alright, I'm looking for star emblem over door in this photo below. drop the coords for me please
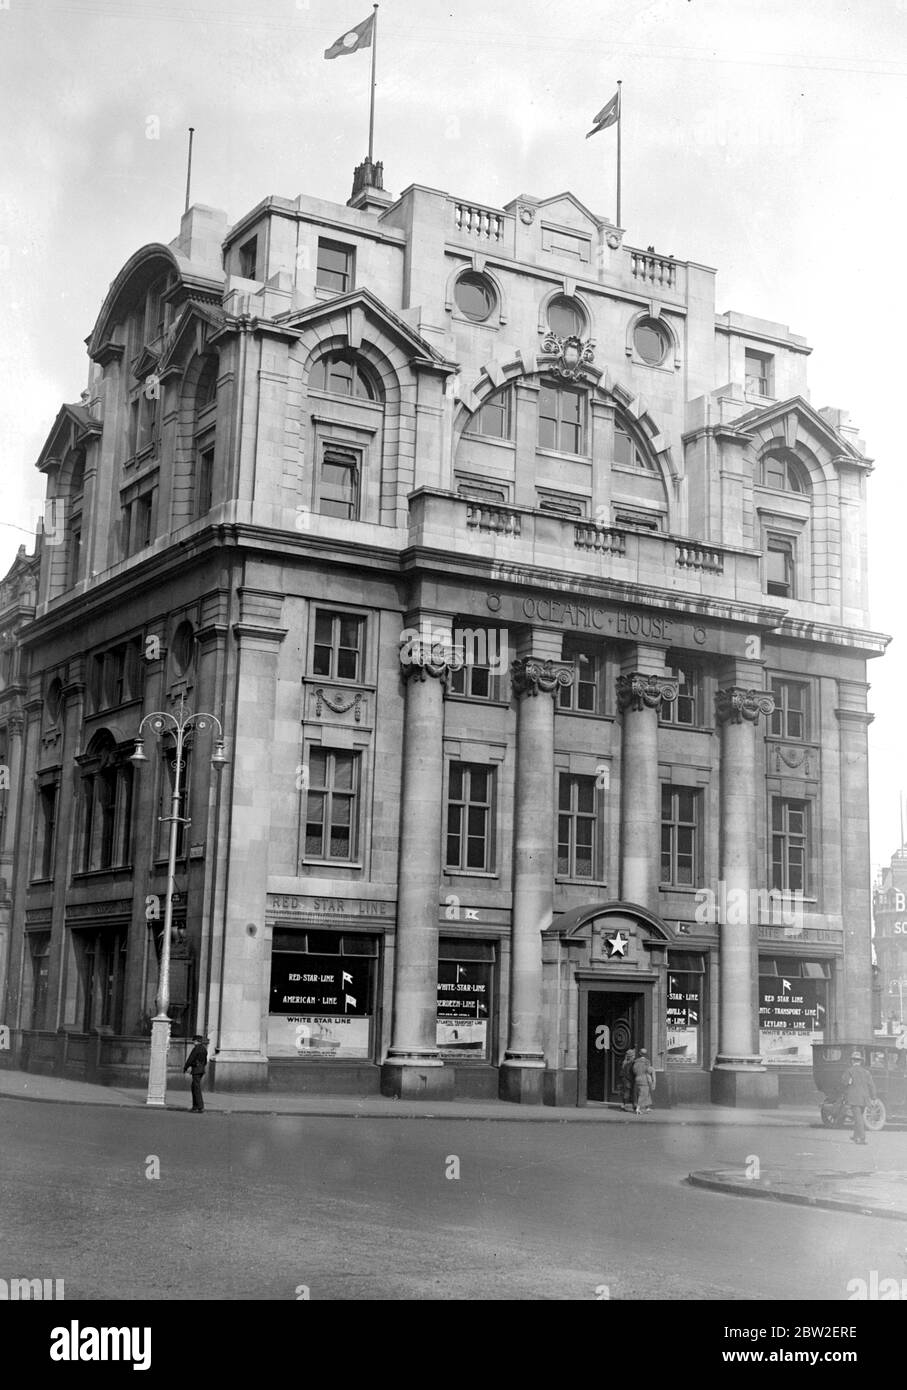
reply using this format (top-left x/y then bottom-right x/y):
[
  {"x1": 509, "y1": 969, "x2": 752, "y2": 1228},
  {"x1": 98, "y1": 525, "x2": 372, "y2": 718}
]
[{"x1": 605, "y1": 931, "x2": 629, "y2": 958}]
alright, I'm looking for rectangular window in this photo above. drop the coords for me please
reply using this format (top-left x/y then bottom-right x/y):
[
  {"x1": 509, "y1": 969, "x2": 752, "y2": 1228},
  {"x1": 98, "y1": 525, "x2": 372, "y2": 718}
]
[
  {"x1": 661, "y1": 786, "x2": 700, "y2": 887},
  {"x1": 28, "y1": 933, "x2": 51, "y2": 1030},
  {"x1": 759, "y1": 956, "x2": 829, "y2": 1065},
  {"x1": 239, "y1": 236, "x2": 258, "y2": 279},
  {"x1": 32, "y1": 784, "x2": 58, "y2": 880},
  {"x1": 195, "y1": 443, "x2": 214, "y2": 517},
  {"x1": 268, "y1": 934, "x2": 377, "y2": 1059},
  {"x1": 317, "y1": 443, "x2": 359, "y2": 520},
  {"x1": 446, "y1": 763, "x2": 494, "y2": 872},
  {"x1": 437, "y1": 938, "x2": 495, "y2": 1061},
  {"x1": 473, "y1": 389, "x2": 512, "y2": 440},
  {"x1": 557, "y1": 774, "x2": 598, "y2": 879},
  {"x1": 538, "y1": 383, "x2": 584, "y2": 454},
  {"x1": 304, "y1": 748, "x2": 360, "y2": 862},
  {"x1": 771, "y1": 797, "x2": 809, "y2": 894},
  {"x1": 317, "y1": 238, "x2": 354, "y2": 294},
  {"x1": 770, "y1": 679, "x2": 809, "y2": 741},
  {"x1": 745, "y1": 348, "x2": 774, "y2": 397},
  {"x1": 69, "y1": 525, "x2": 82, "y2": 587},
  {"x1": 558, "y1": 636, "x2": 602, "y2": 713},
  {"x1": 312, "y1": 609, "x2": 364, "y2": 682},
  {"x1": 659, "y1": 664, "x2": 699, "y2": 726},
  {"x1": 765, "y1": 536, "x2": 794, "y2": 598},
  {"x1": 448, "y1": 663, "x2": 495, "y2": 700},
  {"x1": 667, "y1": 952, "x2": 706, "y2": 1066}
]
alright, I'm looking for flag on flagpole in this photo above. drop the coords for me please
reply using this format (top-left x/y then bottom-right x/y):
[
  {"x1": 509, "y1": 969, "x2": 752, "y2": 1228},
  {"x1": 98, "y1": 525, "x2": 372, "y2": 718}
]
[
  {"x1": 324, "y1": 12, "x2": 375, "y2": 59},
  {"x1": 586, "y1": 89, "x2": 620, "y2": 139}
]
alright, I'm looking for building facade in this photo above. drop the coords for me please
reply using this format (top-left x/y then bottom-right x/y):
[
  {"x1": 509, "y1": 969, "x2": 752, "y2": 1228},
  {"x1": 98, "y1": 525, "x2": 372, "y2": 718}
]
[
  {"x1": 873, "y1": 847, "x2": 907, "y2": 1034},
  {"x1": 0, "y1": 160, "x2": 887, "y2": 1105}
]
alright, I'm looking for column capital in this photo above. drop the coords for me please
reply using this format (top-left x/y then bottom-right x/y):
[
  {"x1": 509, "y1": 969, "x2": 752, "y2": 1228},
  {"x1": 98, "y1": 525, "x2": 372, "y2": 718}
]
[
  {"x1": 617, "y1": 672, "x2": 678, "y2": 714},
  {"x1": 511, "y1": 657, "x2": 574, "y2": 699},
  {"x1": 716, "y1": 686, "x2": 775, "y2": 726},
  {"x1": 399, "y1": 637, "x2": 462, "y2": 685}
]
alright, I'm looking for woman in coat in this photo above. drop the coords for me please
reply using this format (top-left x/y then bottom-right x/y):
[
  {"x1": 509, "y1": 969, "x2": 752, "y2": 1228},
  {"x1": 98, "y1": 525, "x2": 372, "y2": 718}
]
[
  {"x1": 619, "y1": 1048, "x2": 636, "y2": 1111},
  {"x1": 631, "y1": 1047, "x2": 655, "y2": 1114}
]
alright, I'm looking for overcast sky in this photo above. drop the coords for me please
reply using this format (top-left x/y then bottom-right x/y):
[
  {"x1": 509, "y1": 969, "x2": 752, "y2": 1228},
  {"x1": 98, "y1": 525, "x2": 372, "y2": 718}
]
[{"x1": 1, "y1": 0, "x2": 905, "y2": 869}]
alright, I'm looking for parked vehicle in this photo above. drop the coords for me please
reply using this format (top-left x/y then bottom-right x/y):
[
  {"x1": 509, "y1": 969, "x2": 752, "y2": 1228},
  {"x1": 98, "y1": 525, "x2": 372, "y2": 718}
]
[{"x1": 812, "y1": 1040, "x2": 907, "y2": 1131}]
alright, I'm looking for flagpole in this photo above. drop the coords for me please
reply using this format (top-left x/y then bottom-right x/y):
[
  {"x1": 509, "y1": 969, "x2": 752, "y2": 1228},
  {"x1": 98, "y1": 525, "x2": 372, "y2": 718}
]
[
  {"x1": 184, "y1": 127, "x2": 194, "y2": 214},
  {"x1": 368, "y1": 4, "x2": 379, "y2": 163},
  {"x1": 616, "y1": 81, "x2": 622, "y2": 227}
]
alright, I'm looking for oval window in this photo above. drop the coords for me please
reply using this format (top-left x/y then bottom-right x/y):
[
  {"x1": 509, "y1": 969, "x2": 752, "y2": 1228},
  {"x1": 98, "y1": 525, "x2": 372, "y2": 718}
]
[
  {"x1": 171, "y1": 621, "x2": 196, "y2": 676},
  {"x1": 634, "y1": 318, "x2": 670, "y2": 365},
  {"x1": 454, "y1": 272, "x2": 495, "y2": 322},
  {"x1": 547, "y1": 295, "x2": 584, "y2": 339}
]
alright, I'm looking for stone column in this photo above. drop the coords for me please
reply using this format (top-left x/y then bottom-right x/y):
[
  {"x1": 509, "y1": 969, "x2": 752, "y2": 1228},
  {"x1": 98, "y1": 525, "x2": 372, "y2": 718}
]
[
  {"x1": 836, "y1": 685, "x2": 874, "y2": 1038},
  {"x1": 500, "y1": 635, "x2": 574, "y2": 1104},
  {"x1": 0, "y1": 711, "x2": 24, "y2": 1015},
  {"x1": 617, "y1": 652, "x2": 677, "y2": 906},
  {"x1": 712, "y1": 683, "x2": 777, "y2": 1108},
  {"x1": 382, "y1": 614, "x2": 458, "y2": 1100}
]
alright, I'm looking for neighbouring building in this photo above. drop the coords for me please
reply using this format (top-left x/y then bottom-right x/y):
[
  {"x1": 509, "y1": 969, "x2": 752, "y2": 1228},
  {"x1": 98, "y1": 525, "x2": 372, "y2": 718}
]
[
  {"x1": 873, "y1": 847, "x2": 907, "y2": 1034},
  {"x1": 0, "y1": 156, "x2": 888, "y2": 1106}
]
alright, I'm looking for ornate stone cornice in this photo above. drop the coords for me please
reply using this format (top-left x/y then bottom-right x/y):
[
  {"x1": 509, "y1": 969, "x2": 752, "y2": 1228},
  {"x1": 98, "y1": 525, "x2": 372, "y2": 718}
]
[
  {"x1": 716, "y1": 687, "x2": 775, "y2": 726},
  {"x1": 617, "y1": 672, "x2": 678, "y2": 714},
  {"x1": 511, "y1": 657, "x2": 575, "y2": 699},
  {"x1": 400, "y1": 639, "x2": 463, "y2": 686}
]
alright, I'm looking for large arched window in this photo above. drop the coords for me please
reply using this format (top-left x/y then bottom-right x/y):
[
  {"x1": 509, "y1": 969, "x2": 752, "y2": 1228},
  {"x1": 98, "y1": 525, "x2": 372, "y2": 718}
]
[
  {"x1": 760, "y1": 449, "x2": 810, "y2": 494},
  {"x1": 77, "y1": 731, "x2": 134, "y2": 873},
  {"x1": 309, "y1": 351, "x2": 382, "y2": 402}
]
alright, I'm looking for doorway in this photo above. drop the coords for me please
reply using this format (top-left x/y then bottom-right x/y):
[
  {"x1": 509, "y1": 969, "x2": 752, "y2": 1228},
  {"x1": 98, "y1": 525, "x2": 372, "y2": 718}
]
[{"x1": 585, "y1": 990, "x2": 644, "y2": 1102}]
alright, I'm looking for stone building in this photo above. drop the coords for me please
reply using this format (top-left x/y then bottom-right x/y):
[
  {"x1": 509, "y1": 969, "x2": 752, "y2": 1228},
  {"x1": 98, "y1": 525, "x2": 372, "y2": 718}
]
[
  {"x1": 0, "y1": 159, "x2": 887, "y2": 1106},
  {"x1": 873, "y1": 846, "x2": 907, "y2": 1034}
]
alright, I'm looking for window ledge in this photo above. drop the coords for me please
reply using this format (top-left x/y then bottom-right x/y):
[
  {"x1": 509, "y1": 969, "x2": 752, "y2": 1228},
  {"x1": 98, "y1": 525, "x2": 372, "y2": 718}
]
[
  {"x1": 444, "y1": 694, "x2": 511, "y2": 709},
  {"x1": 459, "y1": 433, "x2": 516, "y2": 451},
  {"x1": 72, "y1": 867, "x2": 135, "y2": 881},
  {"x1": 300, "y1": 860, "x2": 364, "y2": 871},
  {"x1": 556, "y1": 877, "x2": 608, "y2": 889},
  {"x1": 442, "y1": 870, "x2": 499, "y2": 880},
  {"x1": 536, "y1": 446, "x2": 591, "y2": 464}
]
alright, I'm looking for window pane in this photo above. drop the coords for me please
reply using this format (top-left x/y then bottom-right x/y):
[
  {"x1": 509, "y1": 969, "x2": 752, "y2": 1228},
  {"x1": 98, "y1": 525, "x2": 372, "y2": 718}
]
[
  {"x1": 558, "y1": 778, "x2": 571, "y2": 812},
  {"x1": 577, "y1": 780, "x2": 595, "y2": 814},
  {"x1": 336, "y1": 648, "x2": 357, "y2": 680},
  {"x1": 338, "y1": 618, "x2": 360, "y2": 652},
  {"x1": 467, "y1": 805, "x2": 486, "y2": 837},
  {"x1": 469, "y1": 768, "x2": 489, "y2": 803},
  {"x1": 333, "y1": 754, "x2": 354, "y2": 791},
  {"x1": 466, "y1": 836, "x2": 486, "y2": 869},
  {"x1": 308, "y1": 748, "x2": 328, "y2": 785}
]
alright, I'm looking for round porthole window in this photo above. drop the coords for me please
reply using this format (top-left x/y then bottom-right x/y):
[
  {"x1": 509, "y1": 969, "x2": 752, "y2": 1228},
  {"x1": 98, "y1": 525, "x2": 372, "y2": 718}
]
[
  {"x1": 547, "y1": 295, "x2": 584, "y2": 339},
  {"x1": 633, "y1": 318, "x2": 670, "y2": 365},
  {"x1": 454, "y1": 272, "x2": 495, "y2": 322}
]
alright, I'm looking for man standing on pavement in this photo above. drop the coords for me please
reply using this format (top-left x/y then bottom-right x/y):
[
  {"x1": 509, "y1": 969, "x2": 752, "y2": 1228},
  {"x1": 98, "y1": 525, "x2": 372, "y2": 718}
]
[
  {"x1": 843, "y1": 1049, "x2": 876, "y2": 1145},
  {"x1": 183, "y1": 1034, "x2": 208, "y2": 1113}
]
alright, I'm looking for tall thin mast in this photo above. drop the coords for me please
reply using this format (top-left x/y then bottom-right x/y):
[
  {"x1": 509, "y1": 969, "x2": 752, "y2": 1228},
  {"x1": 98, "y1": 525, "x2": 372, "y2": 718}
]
[
  {"x1": 616, "y1": 82, "x2": 622, "y2": 227},
  {"x1": 368, "y1": 5, "x2": 379, "y2": 163},
  {"x1": 184, "y1": 127, "x2": 195, "y2": 214}
]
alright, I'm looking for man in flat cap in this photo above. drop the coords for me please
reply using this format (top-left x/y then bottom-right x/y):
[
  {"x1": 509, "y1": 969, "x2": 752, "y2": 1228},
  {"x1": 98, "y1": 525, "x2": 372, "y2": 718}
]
[
  {"x1": 843, "y1": 1049, "x2": 876, "y2": 1145},
  {"x1": 183, "y1": 1034, "x2": 209, "y2": 1113}
]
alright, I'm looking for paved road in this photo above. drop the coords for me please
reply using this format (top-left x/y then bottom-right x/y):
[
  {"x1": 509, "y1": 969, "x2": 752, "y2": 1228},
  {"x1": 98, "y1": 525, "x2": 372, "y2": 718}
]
[{"x1": 2, "y1": 1097, "x2": 903, "y2": 1300}]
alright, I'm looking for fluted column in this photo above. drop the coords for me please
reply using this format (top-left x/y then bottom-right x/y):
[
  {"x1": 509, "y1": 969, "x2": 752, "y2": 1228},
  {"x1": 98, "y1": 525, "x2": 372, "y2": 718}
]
[
  {"x1": 712, "y1": 684, "x2": 777, "y2": 1108},
  {"x1": 617, "y1": 665, "x2": 677, "y2": 905},
  {"x1": 382, "y1": 618, "x2": 460, "y2": 1099},
  {"x1": 500, "y1": 652, "x2": 574, "y2": 1104}
]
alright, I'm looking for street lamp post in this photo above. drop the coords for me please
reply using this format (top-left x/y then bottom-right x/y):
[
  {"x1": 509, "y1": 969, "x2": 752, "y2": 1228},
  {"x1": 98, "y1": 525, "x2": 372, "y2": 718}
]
[{"x1": 131, "y1": 695, "x2": 228, "y2": 1107}]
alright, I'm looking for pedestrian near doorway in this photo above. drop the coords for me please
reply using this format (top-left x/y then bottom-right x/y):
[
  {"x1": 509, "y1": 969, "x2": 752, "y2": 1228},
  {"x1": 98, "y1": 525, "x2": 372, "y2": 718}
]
[
  {"x1": 632, "y1": 1047, "x2": 655, "y2": 1115},
  {"x1": 843, "y1": 1050, "x2": 875, "y2": 1145},
  {"x1": 183, "y1": 1034, "x2": 208, "y2": 1113},
  {"x1": 619, "y1": 1048, "x2": 636, "y2": 1111}
]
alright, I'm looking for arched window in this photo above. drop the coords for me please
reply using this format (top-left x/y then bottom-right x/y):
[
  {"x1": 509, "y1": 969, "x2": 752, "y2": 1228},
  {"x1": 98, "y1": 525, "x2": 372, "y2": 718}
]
[
  {"x1": 538, "y1": 380, "x2": 585, "y2": 454},
  {"x1": 470, "y1": 386, "x2": 513, "y2": 440},
  {"x1": 547, "y1": 295, "x2": 585, "y2": 339},
  {"x1": 310, "y1": 352, "x2": 381, "y2": 402},
  {"x1": 613, "y1": 421, "x2": 655, "y2": 471},
  {"x1": 78, "y1": 731, "x2": 134, "y2": 873},
  {"x1": 760, "y1": 449, "x2": 809, "y2": 494}
]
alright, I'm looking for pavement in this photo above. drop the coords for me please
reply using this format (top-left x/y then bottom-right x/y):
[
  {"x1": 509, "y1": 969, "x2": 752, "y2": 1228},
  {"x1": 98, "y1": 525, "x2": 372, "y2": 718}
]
[{"x1": 3, "y1": 1066, "x2": 906, "y2": 1223}]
